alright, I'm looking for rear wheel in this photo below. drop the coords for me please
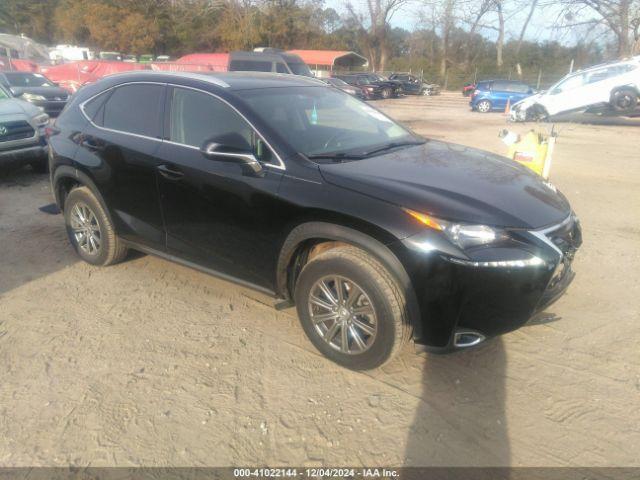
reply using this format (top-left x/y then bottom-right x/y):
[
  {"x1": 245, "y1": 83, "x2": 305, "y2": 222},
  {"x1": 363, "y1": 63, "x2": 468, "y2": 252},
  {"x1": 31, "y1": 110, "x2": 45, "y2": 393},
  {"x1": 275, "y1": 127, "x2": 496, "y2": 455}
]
[
  {"x1": 476, "y1": 100, "x2": 492, "y2": 113},
  {"x1": 381, "y1": 87, "x2": 392, "y2": 99},
  {"x1": 64, "y1": 186, "x2": 128, "y2": 266},
  {"x1": 294, "y1": 246, "x2": 410, "y2": 370},
  {"x1": 611, "y1": 88, "x2": 638, "y2": 113}
]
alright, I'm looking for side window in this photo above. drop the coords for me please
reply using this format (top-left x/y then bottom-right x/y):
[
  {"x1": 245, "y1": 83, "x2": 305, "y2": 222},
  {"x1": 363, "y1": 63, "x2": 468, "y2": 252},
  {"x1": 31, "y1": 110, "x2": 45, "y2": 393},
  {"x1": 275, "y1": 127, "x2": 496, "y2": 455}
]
[
  {"x1": 82, "y1": 90, "x2": 112, "y2": 123},
  {"x1": 510, "y1": 83, "x2": 531, "y2": 93},
  {"x1": 492, "y1": 81, "x2": 510, "y2": 91},
  {"x1": 101, "y1": 84, "x2": 164, "y2": 137},
  {"x1": 276, "y1": 63, "x2": 289, "y2": 74},
  {"x1": 169, "y1": 87, "x2": 277, "y2": 165},
  {"x1": 229, "y1": 60, "x2": 272, "y2": 72}
]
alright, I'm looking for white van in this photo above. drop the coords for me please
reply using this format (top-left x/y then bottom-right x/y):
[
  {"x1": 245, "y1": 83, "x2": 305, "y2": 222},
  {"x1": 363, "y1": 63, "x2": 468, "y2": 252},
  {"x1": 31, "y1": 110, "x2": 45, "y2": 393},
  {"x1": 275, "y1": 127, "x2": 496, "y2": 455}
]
[{"x1": 511, "y1": 57, "x2": 640, "y2": 121}]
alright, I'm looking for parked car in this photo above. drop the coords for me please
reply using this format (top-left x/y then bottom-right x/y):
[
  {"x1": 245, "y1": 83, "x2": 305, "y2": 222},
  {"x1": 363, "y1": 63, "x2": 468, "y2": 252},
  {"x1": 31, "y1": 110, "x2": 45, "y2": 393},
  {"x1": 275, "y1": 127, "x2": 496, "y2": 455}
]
[
  {"x1": 335, "y1": 73, "x2": 401, "y2": 99},
  {"x1": 462, "y1": 82, "x2": 476, "y2": 96},
  {"x1": 138, "y1": 54, "x2": 155, "y2": 63},
  {"x1": 49, "y1": 71, "x2": 581, "y2": 370},
  {"x1": 155, "y1": 55, "x2": 171, "y2": 62},
  {"x1": 99, "y1": 51, "x2": 122, "y2": 61},
  {"x1": 510, "y1": 57, "x2": 640, "y2": 121},
  {"x1": 470, "y1": 80, "x2": 534, "y2": 112},
  {"x1": 388, "y1": 73, "x2": 424, "y2": 95},
  {"x1": 322, "y1": 77, "x2": 362, "y2": 97},
  {"x1": 0, "y1": 72, "x2": 70, "y2": 116},
  {"x1": 122, "y1": 55, "x2": 137, "y2": 63},
  {"x1": 0, "y1": 83, "x2": 49, "y2": 171},
  {"x1": 253, "y1": 48, "x2": 314, "y2": 77}
]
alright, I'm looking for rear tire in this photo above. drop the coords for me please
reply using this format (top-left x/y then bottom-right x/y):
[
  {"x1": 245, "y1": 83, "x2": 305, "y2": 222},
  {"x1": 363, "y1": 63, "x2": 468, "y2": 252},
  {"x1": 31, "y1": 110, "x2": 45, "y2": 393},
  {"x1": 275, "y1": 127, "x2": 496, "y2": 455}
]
[
  {"x1": 611, "y1": 88, "x2": 638, "y2": 113},
  {"x1": 64, "y1": 186, "x2": 128, "y2": 266},
  {"x1": 294, "y1": 246, "x2": 411, "y2": 370},
  {"x1": 381, "y1": 87, "x2": 392, "y2": 99}
]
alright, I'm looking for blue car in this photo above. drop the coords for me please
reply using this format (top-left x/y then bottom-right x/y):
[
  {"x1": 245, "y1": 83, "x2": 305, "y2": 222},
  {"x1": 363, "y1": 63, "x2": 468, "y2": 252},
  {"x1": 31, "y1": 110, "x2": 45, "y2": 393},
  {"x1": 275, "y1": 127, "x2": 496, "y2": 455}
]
[{"x1": 470, "y1": 80, "x2": 534, "y2": 112}]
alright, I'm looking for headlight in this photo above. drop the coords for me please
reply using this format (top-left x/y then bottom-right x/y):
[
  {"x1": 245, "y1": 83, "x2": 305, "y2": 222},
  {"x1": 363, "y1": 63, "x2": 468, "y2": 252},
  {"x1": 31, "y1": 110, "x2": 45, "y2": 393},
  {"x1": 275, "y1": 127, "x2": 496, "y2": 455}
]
[
  {"x1": 32, "y1": 112, "x2": 50, "y2": 126},
  {"x1": 22, "y1": 92, "x2": 47, "y2": 102},
  {"x1": 403, "y1": 208, "x2": 507, "y2": 249}
]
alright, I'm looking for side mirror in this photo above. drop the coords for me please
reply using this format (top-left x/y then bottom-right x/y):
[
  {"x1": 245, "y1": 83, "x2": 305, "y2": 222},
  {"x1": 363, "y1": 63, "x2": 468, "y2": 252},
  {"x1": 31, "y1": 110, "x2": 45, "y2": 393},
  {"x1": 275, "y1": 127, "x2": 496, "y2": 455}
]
[{"x1": 202, "y1": 142, "x2": 264, "y2": 176}]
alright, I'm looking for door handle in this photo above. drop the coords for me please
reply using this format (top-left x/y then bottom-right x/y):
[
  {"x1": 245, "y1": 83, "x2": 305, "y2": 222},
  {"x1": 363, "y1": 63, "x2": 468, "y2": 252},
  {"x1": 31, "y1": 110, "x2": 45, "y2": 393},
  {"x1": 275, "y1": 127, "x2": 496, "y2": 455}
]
[{"x1": 157, "y1": 164, "x2": 184, "y2": 180}]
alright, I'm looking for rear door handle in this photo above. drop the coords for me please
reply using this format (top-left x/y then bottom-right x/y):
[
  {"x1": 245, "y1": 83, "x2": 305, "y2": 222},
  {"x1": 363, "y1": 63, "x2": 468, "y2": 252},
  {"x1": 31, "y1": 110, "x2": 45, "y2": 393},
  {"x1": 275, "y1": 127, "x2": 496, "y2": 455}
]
[{"x1": 157, "y1": 164, "x2": 184, "y2": 180}]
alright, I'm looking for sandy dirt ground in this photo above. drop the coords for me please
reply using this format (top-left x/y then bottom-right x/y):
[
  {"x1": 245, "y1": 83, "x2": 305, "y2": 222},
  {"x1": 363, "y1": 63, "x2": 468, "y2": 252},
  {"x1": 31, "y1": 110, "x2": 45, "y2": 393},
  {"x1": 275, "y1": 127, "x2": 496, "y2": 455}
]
[{"x1": 0, "y1": 92, "x2": 639, "y2": 467}]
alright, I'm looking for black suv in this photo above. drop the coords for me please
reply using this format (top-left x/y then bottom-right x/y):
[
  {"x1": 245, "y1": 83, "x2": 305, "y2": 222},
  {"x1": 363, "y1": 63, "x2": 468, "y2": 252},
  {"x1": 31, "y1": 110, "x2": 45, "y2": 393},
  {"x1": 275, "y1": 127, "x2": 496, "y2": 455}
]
[
  {"x1": 334, "y1": 73, "x2": 400, "y2": 99},
  {"x1": 49, "y1": 72, "x2": 581, "y2": 370}
]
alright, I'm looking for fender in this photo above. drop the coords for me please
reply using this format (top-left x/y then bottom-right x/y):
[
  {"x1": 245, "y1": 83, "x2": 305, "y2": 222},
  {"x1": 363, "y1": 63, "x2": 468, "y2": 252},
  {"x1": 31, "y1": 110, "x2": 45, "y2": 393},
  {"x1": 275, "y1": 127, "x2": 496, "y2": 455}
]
[
  {"x1": 52, "y1": 166, "x2": 115, "y2": 225},
  {"x1": 276, "y1": 221, "x2": 421, "y2": 338}
]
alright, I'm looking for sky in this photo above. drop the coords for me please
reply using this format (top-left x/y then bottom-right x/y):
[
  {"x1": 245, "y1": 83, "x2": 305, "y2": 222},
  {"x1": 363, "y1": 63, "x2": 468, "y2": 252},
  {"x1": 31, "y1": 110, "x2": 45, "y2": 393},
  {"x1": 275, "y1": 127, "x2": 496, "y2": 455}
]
[{"x1": 323, "y1": 1, "x2": 584, "y2": 45}]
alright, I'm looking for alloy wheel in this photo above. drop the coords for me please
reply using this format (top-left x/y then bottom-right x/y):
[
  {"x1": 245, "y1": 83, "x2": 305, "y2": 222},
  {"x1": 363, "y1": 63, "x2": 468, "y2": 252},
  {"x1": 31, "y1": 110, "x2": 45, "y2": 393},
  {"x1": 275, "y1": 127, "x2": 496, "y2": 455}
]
[
  {"x1": 69, "y1": 202, "x2": 102, "y2": 255},
  {"x1": 477, "y1": 101, "x2": 491, "y2": 113},
  {"x1": 307, "y1": 275, "x2": 377, "y2": 354}
]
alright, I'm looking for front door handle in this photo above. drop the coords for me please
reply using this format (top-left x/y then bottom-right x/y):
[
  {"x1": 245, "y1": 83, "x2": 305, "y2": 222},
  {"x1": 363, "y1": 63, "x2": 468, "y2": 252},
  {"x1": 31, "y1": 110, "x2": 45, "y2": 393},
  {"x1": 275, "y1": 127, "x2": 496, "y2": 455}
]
[{"x1": 157, "y1": 164, "x2": 184, "y2": 180}]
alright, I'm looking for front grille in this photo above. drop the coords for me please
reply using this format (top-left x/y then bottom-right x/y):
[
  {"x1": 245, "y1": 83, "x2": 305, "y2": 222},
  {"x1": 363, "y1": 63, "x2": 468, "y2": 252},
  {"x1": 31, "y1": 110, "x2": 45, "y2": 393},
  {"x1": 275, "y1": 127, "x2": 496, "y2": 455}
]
[
  {"x1": 546, "y1": 215, "x2": 582, "y2": 259},
  {"x1": 0, "y1": 120, "x2": 35, "y2": 142},
  {"x1": 544, "y1": 215, "x2": 582, "y2": 288}
]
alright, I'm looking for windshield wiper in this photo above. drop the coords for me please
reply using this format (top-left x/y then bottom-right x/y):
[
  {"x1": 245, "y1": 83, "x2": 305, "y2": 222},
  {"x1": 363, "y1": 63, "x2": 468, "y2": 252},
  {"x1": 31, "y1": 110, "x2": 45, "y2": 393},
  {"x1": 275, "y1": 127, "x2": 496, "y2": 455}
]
[
  {"x1": 360, "y1": 140, "x2": 425, "y2": 157},
  {"x1": 306, "y1": 152, "x2": 365, "y2": 161}
]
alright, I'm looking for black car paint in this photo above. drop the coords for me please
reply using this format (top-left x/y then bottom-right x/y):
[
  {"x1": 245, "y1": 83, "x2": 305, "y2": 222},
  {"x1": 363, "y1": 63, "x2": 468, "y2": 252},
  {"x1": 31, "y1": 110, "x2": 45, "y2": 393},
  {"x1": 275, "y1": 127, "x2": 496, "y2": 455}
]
[
  {"x1": 334, "y1": 74, "x2": 399, "y2": 99},
  {"x1": 49, "y1": 71, "x2": 580, "y2": 350}
]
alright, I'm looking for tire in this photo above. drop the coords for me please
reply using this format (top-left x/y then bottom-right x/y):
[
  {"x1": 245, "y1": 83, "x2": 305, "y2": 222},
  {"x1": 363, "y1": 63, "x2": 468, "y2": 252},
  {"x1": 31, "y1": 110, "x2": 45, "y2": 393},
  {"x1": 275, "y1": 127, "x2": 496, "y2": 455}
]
[
  {"x1": 476, "y1": 100, "x2": 492, "y2": 113},
  {"x1": 64, "y1": 186, "x2": 128, "y2": 266},
  {"x1": 30, "y1": 157, "x2": 48, "y2": 174},
  {"x1": 611, "y1": 88, "x2": 638, "y2": 113},
  {"x1": 294, "y1": 245, "x2": 411, "y2": 370},
  {"x1": 381, "y1": 87, "x2": 392, "y2": 99}
]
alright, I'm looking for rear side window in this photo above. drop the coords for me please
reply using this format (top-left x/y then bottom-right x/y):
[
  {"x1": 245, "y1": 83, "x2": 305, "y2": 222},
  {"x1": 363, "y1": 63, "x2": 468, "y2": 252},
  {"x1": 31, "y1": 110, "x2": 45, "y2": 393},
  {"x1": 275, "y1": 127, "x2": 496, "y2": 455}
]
[
  {"x1": 82, "y1": 90, "x2": 112, "y2": 123},
  {"x1": 276, "y1": 63, "x2": 289, "y2": 74},
  {"x1": 100, "y1": 84, "x2": 164, "y2": 137},
  {"x1": 229, "y1": 60, "x2": 273, "y2": 72}
]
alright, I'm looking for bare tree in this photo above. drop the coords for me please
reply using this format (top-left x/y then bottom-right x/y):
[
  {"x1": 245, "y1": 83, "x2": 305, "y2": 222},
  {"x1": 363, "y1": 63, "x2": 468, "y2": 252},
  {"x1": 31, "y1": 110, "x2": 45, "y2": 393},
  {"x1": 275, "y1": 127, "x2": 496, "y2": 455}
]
[
  {"x1": 560, "y1": 0, "x2": 640, "y2": 57},
  {"x1": 346, "y1": 0, "x2": 412, "y2": 71}
]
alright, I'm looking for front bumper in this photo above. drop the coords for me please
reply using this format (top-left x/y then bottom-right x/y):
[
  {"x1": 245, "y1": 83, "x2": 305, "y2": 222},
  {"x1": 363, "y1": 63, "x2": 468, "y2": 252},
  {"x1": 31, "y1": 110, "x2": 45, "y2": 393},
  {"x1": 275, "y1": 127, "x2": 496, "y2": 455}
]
[
  {"x1": 391, "y1": 214, "x2": 582, "y2": 350},
  {"x1": 0, "y1": 137, "x2": 47, "y2": 167}
]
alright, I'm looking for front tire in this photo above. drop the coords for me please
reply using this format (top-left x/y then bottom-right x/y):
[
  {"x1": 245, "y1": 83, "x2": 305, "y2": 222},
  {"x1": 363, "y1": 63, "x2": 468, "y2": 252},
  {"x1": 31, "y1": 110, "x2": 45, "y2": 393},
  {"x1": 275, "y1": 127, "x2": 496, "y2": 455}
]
[
  {"x1": 294, "y1": 246, "x2": 410, "y2": 370},
  {"x1": 381, "y1": 87, "x2": 392, "y2": 99},
  {"x1": 64, "y1": 186, "x2": 128, "y2": 266},
  {"x1": 611, "y1": 88, "x2": 638, "y2": 113},
  {"x1": 476, "y1": 100, "x2": 492, "y2": 113}
]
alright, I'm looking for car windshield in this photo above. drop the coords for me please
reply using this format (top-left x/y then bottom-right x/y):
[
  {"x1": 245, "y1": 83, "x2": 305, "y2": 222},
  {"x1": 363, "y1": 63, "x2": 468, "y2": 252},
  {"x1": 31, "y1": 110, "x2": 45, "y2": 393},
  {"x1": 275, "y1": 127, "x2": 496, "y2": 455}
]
[
  {"x1": 5, "y1": 73, "x2": 55, "y2": 88},
  {"x1": 241, "y1": 86, "x2": 420, "y2": 159}
]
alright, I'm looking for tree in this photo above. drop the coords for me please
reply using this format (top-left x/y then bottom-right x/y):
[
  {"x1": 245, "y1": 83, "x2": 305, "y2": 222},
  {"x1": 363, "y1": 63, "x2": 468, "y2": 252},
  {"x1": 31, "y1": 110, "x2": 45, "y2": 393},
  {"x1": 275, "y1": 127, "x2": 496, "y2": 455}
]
[
  {"x1": 346, "y1": 0, "x2": 413, "y2": 71},
  {"x1": 560, "y1": 0, "x2": 640, "y2": 57}
]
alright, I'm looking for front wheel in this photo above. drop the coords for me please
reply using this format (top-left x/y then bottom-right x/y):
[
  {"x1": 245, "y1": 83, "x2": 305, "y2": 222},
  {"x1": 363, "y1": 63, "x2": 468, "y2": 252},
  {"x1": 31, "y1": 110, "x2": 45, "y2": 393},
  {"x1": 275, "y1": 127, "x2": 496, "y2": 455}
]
[
  {"x1": 381, "y1": 87, "x2": 392, "y2": 99},
  {"x1": 476, "y1": 100, "x2": 492, "y2": 113},
  {"x1": 611, "y1": 88, "x2": 638, "y2": 113},
  {"x1": 294, "y1": 246, "x2": 411, "y2": 370}
]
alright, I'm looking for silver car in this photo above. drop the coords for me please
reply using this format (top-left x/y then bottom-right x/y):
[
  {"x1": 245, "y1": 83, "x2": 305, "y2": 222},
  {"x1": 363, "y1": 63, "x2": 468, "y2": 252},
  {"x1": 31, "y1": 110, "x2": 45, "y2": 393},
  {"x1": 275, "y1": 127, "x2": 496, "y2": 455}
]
[{"x1": 0, "y1": 83, "x2": 50, "y2": 172}]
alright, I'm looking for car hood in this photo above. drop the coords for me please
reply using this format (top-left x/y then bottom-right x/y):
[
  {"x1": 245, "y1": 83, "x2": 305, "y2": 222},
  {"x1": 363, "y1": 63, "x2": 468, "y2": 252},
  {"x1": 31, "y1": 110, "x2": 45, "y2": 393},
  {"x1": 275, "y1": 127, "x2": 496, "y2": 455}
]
[
  {"x1": 11, "y1": 86, "x2": 69, "y2": 98},
  {"x1": 0, "y1": 98, "x2": 41, "y2": 117},
  {"x1": 319, "y1": 140, "x2": 571, "y2": 229},
  {"x1": 512, "y1": 92, "x2": 542, "y2": 109}
]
